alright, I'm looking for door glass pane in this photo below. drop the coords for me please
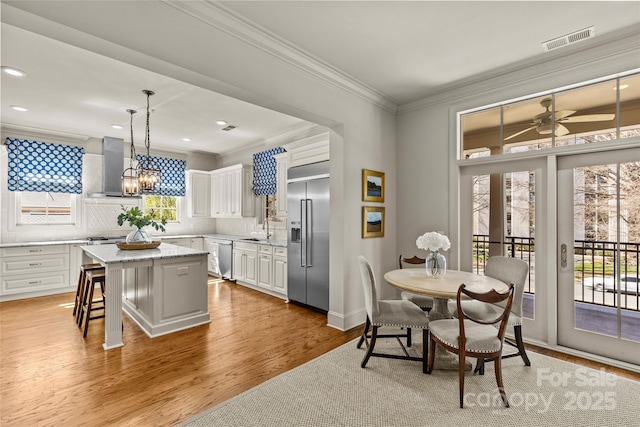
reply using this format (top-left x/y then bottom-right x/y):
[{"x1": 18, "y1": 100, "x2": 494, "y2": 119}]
[
  {"x1": 573, "y1": 162, "x2": 640, "y2": 341},
  {"x1": 472, "y1": 171, "x2": 535, "y2": 319}
]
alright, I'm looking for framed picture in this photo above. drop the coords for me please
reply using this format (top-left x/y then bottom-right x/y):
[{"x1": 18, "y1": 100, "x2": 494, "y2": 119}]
[
  {"x1": 362, "y1": 206, "x2": 385, "y2": 238},
  {"x1": 362, "y1": 169, "x2": 385, "y2": 202}
]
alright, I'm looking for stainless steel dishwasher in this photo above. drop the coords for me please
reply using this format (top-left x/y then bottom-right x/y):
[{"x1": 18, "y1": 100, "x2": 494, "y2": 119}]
[{"x1": 218, "y1": 240, "x2": 233, "y2": 280}]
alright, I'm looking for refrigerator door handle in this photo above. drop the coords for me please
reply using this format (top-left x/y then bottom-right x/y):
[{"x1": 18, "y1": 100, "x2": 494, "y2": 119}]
[
  {"x1": 306, "y1": 199, "x2": 312, "y2": 267},
  {"x1": 300, "y1": 199, "x2": 306, "y2": 267}
]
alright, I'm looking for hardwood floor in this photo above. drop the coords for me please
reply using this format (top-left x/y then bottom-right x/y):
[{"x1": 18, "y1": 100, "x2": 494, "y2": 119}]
[{"x1": 1, "y1": 278, "x2": 638, "y2": 426}]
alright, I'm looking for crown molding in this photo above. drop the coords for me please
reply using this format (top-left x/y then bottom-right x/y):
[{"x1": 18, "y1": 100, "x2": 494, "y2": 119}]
[
  {"x1": 398, "y1": 25, "x2": 640, "y2": 115},
  {"x1": 159, "y1": 1, "x2": 398, "y2": 114},
  {"x1": 1, "y1": 123, "x2": 90, "y2": 145}
]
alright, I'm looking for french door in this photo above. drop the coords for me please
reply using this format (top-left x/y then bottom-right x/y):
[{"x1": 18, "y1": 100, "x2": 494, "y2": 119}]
[{"x1": 557, "y1": 148, "x2": 640, "y2": 365}]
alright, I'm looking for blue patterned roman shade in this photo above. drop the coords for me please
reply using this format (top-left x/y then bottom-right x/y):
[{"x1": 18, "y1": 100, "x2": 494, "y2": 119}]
[
  {"x1": 252, "y1": 147, "x2": 285, "y2": 195},
  {"x1": 136, "y1": 155, "x2": 186, "y2": 196},
  {"x1": 5, "y1": 137, "x2": 84, "y2": 194}
]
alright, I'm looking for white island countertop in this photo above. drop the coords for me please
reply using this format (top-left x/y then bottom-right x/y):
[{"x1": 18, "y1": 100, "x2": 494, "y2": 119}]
[{"x1": 80, "y1": 243, "x2": 209, "y2": 264}]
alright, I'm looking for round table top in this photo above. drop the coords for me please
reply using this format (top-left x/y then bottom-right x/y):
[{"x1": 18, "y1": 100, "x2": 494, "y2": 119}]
[{"x1": 384, "y1": 268, "x2": 508, "y2": 299}]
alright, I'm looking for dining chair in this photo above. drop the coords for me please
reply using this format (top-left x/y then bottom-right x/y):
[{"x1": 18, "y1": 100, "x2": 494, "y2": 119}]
[
  {"x1": 448, "y1": 256, "x2": 530, "y2": 374},
  {"x1": 428, "y1": 283, "x2": 515, "y2": 408},
  {"x1": 357, "y1": 256, "x2": 430, "y2": 373},
  {"x1": 398, "y1": 255, "x2": 434, "y2": 311}
]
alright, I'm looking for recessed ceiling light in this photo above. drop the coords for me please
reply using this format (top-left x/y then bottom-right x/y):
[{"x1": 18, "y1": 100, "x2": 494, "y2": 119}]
[
  {"x1": 182, "y1": 137, "x2": 191, "y2": 142},
  {"x1": 216, "y1": 120, "x2": 228, "y2": 126},
  {"x1": 10, "y1": 105, "x2": 28, "y2": 112},
  {"x1": 111, "y1": 124, "x2": 123, "y2": 130},
  {"x1": 1, "y1": 66, "x2": 26, "y2": 77},
  {"x1": 613, "y1": 84, "x2": 629, "y2": 91}
]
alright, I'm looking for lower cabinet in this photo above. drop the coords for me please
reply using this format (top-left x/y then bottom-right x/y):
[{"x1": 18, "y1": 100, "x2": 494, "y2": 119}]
[
  {"x1": 204, "y1": 238, "x2": 220, "y2": 276},
  {"x1": 257, "y1": 245, "x2": 273, "y2": 290},
  {"x1": 232, "y1": 242, "x2": 257, "y2": 286},
  {"x1": 190, "y1": 237, "x2": 204, "y2": 251},
  {"x1": 273, "y1": 246, "x2": 287, "y2": 295},
  {"x1": 160, "y1": 237, "x2": 191, "y2": 247},
  {"x1": 0, "y1": 245, "x2": 71, "y2": 299}
]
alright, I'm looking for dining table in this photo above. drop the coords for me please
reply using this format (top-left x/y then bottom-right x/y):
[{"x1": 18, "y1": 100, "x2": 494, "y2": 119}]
[{"x1": 384, "y1": 268, "x2": 508, "y2": 370}]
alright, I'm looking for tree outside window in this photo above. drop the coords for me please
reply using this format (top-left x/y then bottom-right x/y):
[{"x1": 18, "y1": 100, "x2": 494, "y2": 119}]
[{"x1": 144, "y1": 195, "x2": 178, "y2": 222}]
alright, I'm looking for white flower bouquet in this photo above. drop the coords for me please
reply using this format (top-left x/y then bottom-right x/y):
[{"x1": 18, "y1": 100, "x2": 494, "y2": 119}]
[
  {"x1": 416, "y1": 231, "x2": 450, "y2": 277},
  {"x1": 416, "y1": 231, "x2": 451, "y2": 252}
]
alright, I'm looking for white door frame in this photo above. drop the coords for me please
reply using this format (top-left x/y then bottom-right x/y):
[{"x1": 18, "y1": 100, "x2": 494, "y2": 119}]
[
  {"x1": 557, "y1": 147, "x2": 640, "y2": 365},
  {"x1": 459, "y1": 156, "x2": 548, "y2": 343}
]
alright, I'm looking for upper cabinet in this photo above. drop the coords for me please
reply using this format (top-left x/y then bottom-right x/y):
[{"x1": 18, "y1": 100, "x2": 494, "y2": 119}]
[
  {"x1": 187, "y1": 171, "x2": 211, "y2": 217},
  {"x1": 210, "y1": 164, "x2": 255, "y2": 218}
]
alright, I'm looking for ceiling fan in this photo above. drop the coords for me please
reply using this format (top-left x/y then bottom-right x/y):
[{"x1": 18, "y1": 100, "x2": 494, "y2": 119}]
[{"x1": 504, "y1": 97, "x2": 615, "y2": 141}]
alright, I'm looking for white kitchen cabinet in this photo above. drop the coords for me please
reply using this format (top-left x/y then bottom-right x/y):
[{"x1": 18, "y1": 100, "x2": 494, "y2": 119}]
[
  {"x1": 187, "y1": 171, "x2": 211, "y2": 217},
  {"x1": 232, "y1": 241, "x2": 257, "y2": 286},
  {"x1": 0, "y1": 245, "x2": 70, "y2": 298},
  {"x1": 257, "y1": 245, "x2": 273, "y2": 290},
  {"x1": 274, "y1": 152, "x2": 288, "y2": 217},
  {"x1": 210, "y1": 164, "x2": 255, "y2": 218},
  {"x1": 160, "y1": 237, "x2": 191, "y2": 247},
  {"x1": 190, "y1": 237, "x2": 204, "y2": 251},
  {"x1": 204, "y1": 238, "x2": 220, "y2": 276},
  {"x1": 273, "y1": 246, "x2": 287, "y2": 295}
]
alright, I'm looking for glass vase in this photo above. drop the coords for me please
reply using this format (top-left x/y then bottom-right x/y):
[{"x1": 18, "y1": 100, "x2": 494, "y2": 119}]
[
  {"x1": 426, "y1": 250, "x2": 447, "y2": 278},
  {"x1": 126, "y1": 227, "x2": 151, "y2": 244}
]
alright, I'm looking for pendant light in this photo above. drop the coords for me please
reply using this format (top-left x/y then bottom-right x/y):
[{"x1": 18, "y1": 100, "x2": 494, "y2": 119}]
[
  {"x1": 121, "y1": 108, "x2": 139, "y2": 196},
  {"x1": 136, "y1": 89, "x2": 161, "y2": 194}
]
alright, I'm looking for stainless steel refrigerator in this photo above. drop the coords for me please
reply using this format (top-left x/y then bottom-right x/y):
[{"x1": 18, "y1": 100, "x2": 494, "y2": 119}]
[{"x1": 287, "y1": 161, "x2": 330, "y2": 312}]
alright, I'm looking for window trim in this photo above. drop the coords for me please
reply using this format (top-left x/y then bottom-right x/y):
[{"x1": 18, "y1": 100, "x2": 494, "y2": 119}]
[
  {"x1": 143, "y1": 194, "x2": 181, "y2": 223},
  {"x1": 8, "y1": 191, "x2": 82, "y2": 231}
]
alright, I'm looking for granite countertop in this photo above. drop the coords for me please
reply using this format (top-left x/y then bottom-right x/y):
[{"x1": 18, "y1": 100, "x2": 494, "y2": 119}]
[
  {"x1": 80, "y1": 243, "x2": 208, "y2": 264},
  {"x1": 0, "y1": 234, "x2": 287, "y2": 249}
]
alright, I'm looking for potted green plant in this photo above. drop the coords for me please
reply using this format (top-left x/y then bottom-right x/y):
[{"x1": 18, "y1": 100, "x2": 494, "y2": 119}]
[{"x1": 117, "y1": 205, "x2": 167, "y2": 244}]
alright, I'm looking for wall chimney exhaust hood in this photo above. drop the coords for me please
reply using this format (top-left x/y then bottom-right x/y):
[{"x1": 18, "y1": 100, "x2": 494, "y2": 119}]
[{"x1": 86, "y1": 136, "x2": 141, "y2": 198}]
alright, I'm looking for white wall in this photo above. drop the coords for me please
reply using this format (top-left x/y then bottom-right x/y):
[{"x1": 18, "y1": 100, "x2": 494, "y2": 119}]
[{"x1": 1, "y1": 2, "x2": 398, "y2": 330}]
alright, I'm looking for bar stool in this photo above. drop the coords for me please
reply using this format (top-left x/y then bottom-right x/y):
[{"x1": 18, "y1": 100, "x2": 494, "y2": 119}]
[
  {"x1": 73, "y1": 263, "x2": 104, "y2": 323},
  {"x1": 80, "y1": 269, "x2": 106, "y2": 337}
]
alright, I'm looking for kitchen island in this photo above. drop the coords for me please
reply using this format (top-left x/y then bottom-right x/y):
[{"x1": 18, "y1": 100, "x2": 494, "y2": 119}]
[{"x1": 80, "y1": 243, "x2": 210, "y2": 350}]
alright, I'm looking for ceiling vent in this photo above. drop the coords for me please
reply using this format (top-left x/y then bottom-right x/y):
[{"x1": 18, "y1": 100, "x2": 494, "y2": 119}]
[
  {"x1": 222, "y1": 125, "x2": 237, "y2": 132},
  {"x1": 542, "y1": 26, "x2": 595, "y2": 52}
]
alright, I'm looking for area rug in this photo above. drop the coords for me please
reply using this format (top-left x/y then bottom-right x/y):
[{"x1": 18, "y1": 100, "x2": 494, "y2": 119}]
[{"x1": 178, "y1": 331, "x2": 638, "y2": 427}]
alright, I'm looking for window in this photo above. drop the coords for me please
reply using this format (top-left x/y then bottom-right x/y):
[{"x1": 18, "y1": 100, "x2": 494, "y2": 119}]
[
  {"x1": 15, "y1": 191, "x2": 77, "y2": 225},
  {"x1": 144, "y1": 195, "x2": 179, "y2": 222},
  {"x1": 461, "y1": 72, "x2": 640, "y2": 159}
]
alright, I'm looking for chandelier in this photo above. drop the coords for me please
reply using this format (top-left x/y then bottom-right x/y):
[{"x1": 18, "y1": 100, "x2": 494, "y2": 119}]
[
  {"x1": 136, "y1": 89, "x2": 161, "y2": 194},
  {"x1": 121, "y1": 108, "x2": 139, "y2": 196}
]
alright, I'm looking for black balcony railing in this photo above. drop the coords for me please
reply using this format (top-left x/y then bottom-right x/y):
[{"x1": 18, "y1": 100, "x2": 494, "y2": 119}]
[{"x1": 472, "y1": 234, "x2": 640, "y2": 312}]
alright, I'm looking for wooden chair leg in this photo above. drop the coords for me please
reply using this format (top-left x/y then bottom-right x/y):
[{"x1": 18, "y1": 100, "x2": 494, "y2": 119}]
[
  {"x1": 514, "y1": 325, "x2": 531, "y2": 366},
  {"x1": 357, "y1": 317, "x2": 371, "y2": 349},
  {"x1": 77, "y1": 274, "x2": 92, "y2": 328},
  {"x1": 474, "y1": 358, "x2": 486, "y2": 375},
  {"x1": 494, "y1": 356, "x2": 509, "y2": 408},
  {"x1": 82, "y1": 276, "x2": 96, "y2": 338},
  {"x1": 72, "y1": 269, "x2": 85, "y2": 317},
  {"x1": 459, "y1": 349, "x2": 466, "y2": 408},
  {"x1": 361, "y1": 326, "x2": 378, "y2": 368},
  {"x1": 422, "y1": 329, "x2": 429, "y2": 374},
  {"x1": 426, "y1": 336, "x2": 436, "y2": 374}
]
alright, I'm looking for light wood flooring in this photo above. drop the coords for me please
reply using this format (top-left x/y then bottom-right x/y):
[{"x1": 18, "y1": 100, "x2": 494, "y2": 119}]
[{"x1": 1, "y1": 278, "x2": 637, "y2": 426}]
